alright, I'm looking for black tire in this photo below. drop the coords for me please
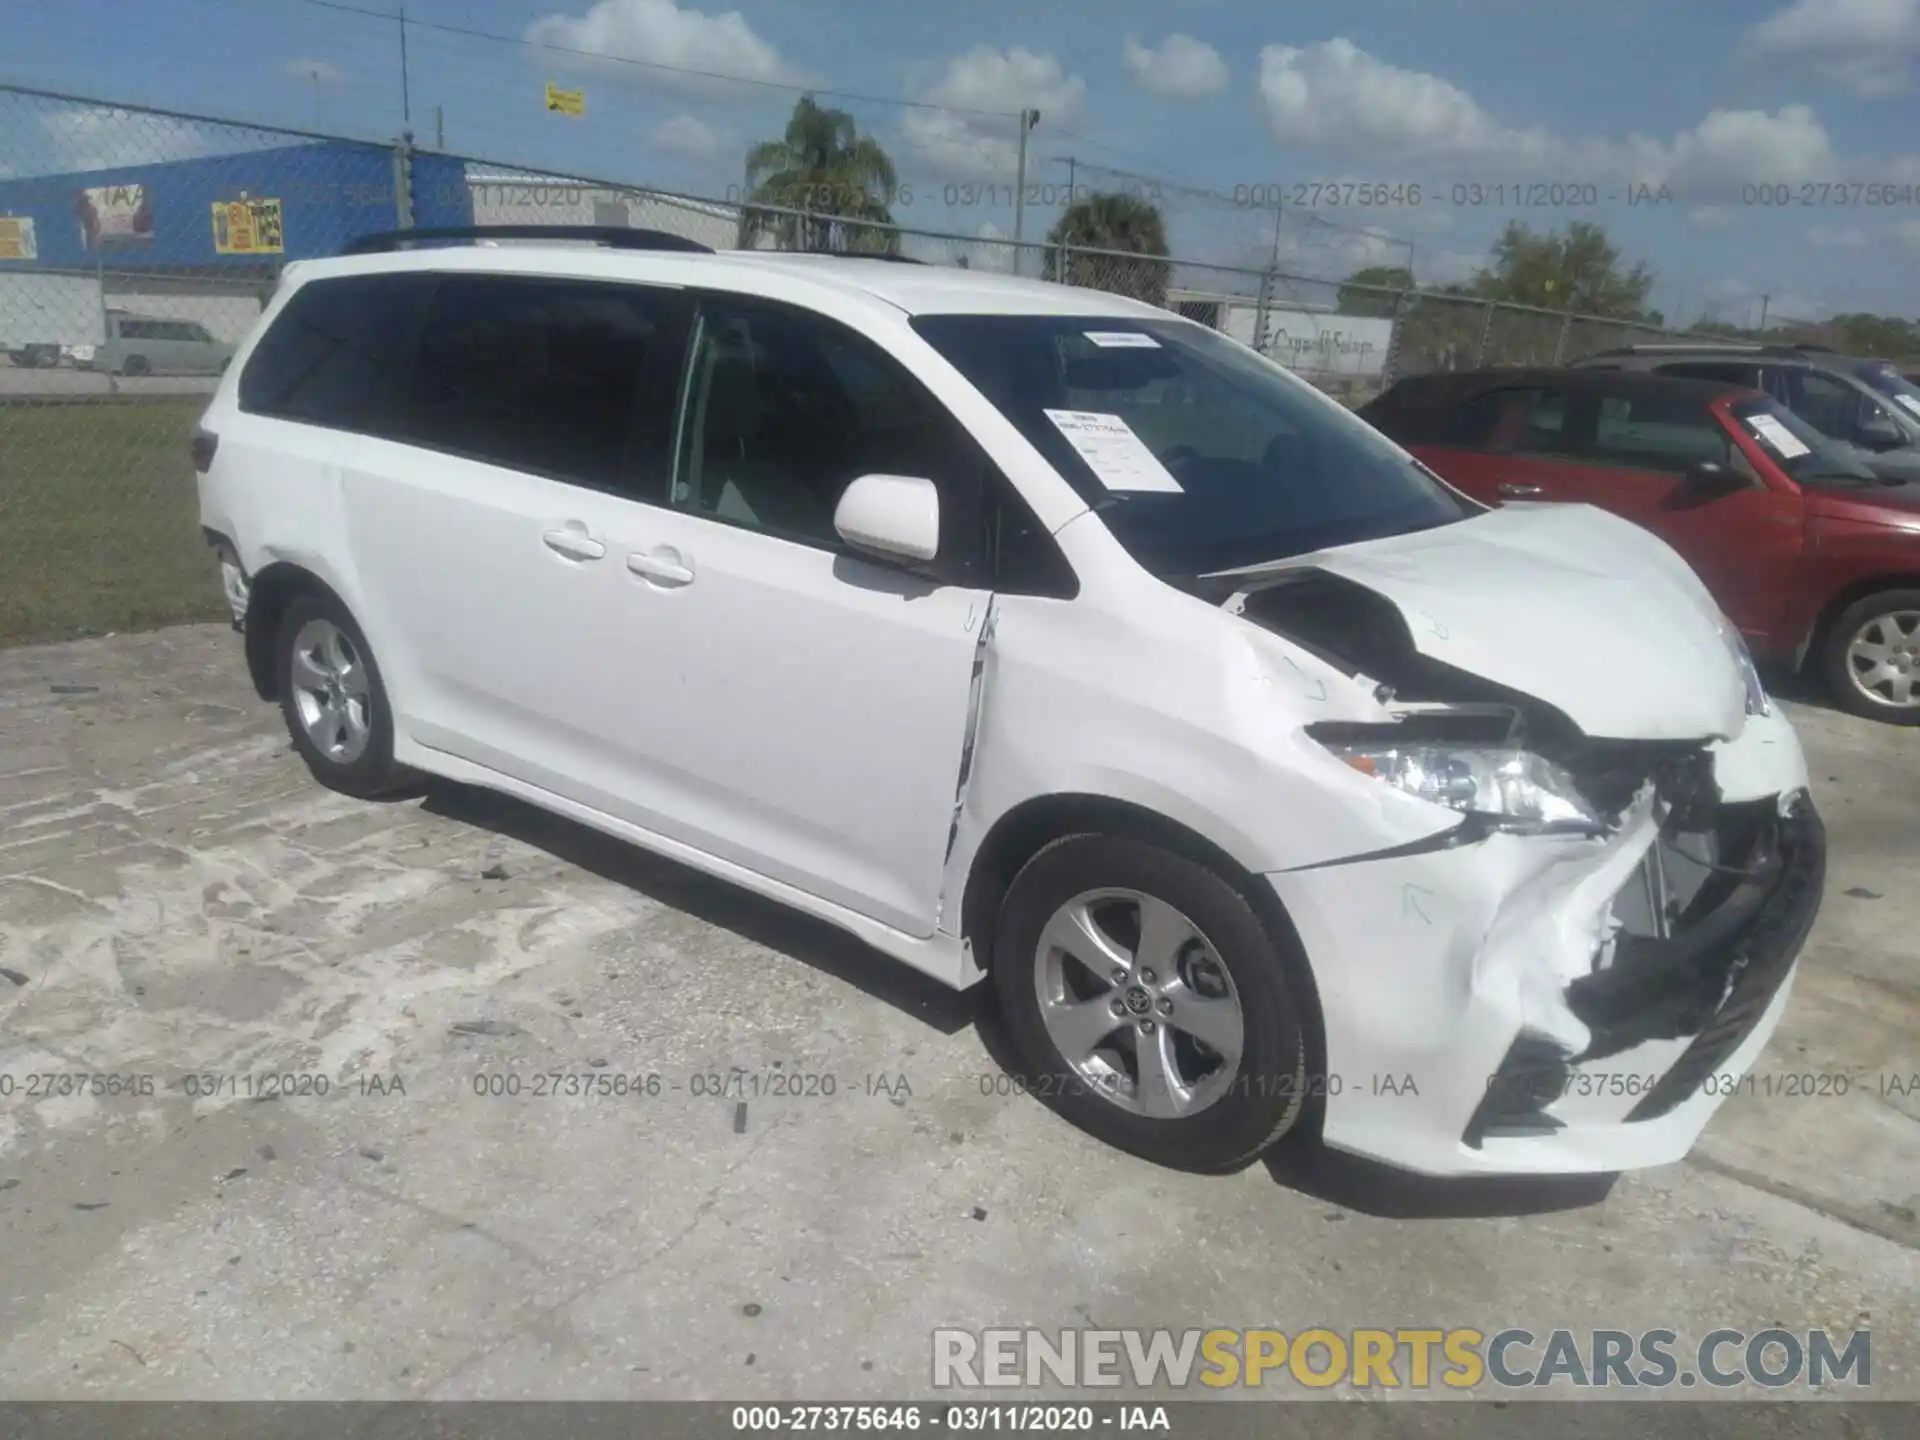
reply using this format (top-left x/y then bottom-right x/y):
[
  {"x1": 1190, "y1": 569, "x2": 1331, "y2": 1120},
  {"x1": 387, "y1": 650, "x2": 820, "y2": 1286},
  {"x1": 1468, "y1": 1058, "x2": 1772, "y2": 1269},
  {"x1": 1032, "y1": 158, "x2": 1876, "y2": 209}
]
[
  {"x1": 992, "y1": 833, "x2": 1310, "y2": 1172},
  {"x1": 1818, "y1": 588, "x2": 1920, "y2": 726},
  {"x1": 274, "y1": 590, "x2": 411, "y2": 796},
  {"x1": 121, "y1": 354, "x2": 150, "y2": 377}
]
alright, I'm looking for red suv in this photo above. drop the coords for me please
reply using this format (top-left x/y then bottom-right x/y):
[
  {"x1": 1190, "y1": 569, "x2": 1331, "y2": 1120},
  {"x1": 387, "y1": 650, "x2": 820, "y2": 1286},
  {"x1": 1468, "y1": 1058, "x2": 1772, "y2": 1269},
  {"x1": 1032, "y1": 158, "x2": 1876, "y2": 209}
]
[{"x1": 1361, "y1": 368, "x2": 1920, "y2": 723}]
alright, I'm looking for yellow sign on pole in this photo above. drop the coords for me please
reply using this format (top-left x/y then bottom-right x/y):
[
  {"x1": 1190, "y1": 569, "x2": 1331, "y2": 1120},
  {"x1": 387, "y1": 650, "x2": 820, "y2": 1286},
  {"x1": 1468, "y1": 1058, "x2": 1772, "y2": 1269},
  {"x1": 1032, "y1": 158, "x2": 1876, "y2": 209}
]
[
  {"x1": 212, "y1": 198, "x2": 285, "y2": 255},
  {"x1": 545, "y1": 82, "x2": 586, "y2": 116}
]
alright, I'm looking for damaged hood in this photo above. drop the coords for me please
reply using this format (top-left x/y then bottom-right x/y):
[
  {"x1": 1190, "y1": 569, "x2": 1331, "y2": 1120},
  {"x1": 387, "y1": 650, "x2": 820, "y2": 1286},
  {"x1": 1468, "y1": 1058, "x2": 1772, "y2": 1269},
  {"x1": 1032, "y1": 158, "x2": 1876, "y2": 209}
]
[{"x1": 1217, "y1": 503, "x2": 1750, "y2": 742}]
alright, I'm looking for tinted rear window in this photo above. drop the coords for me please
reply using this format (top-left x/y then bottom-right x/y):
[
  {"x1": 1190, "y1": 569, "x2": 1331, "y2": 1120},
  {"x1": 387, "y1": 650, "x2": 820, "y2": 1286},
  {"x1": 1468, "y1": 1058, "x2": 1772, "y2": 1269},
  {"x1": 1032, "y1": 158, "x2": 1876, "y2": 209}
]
[
  {"x1": 408, "y1": 275, "x2": 666, "y2": 489},
  {"x1": 239, "y1": 273, "x2": 432, "y2": 434}
]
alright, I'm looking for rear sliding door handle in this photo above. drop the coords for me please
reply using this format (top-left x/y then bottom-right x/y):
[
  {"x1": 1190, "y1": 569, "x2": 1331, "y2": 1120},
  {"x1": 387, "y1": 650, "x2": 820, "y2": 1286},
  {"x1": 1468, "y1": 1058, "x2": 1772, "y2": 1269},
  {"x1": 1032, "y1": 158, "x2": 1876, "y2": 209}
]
[{"x1": 543, "y1": 527, "x2": 606, "y2": 561}]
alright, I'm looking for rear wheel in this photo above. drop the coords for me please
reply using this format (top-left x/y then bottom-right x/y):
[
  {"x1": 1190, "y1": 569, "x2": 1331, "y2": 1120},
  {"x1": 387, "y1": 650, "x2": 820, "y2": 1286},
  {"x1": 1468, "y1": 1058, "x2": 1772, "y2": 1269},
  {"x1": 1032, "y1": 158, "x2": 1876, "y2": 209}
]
[
  {"x1": 121, "y1": 353, "x2": 151, "y2": 377},
  {"x1": 274, "y1": 592, "x2": 411, "y2": 796},
  {"x1": 1820, "y1": 589, "x2": 1920, "y2": 725},
  {"x1": 992, "y1": 833, "x2": 1310, "y2": 1172}
]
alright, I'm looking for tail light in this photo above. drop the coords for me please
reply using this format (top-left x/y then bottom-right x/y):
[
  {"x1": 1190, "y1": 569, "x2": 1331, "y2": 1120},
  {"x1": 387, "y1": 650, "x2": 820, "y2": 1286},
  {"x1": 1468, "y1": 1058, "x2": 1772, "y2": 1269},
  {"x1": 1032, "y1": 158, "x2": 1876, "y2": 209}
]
[{"x1": 191, "y1": 428, "x2": 218, "y2": 474}]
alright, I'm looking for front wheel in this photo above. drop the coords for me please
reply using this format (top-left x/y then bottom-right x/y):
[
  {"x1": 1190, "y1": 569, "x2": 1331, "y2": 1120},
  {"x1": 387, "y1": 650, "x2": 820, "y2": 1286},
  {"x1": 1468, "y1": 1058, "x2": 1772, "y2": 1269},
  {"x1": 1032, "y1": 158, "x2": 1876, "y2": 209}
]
[
  {"x1": 1820, "y1": 589, "x2": 1920, "y2": 725},
  {"x1": 992, "y1": 833, "x2": 1311, "y2": 1172}
]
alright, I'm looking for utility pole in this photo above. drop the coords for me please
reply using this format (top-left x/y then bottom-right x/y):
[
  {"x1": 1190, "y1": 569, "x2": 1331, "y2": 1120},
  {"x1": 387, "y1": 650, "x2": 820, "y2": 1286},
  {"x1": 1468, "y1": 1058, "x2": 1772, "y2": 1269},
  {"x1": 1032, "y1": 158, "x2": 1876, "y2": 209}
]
[
  {"x1": 1011, "y1": 107, "x2": 1040, "y2": 277},
  {"x1": 435, "y1": 104, "x2": 444, "y2": 151},
  {"x1": 1758, "y1": 293, "x2": 1771, "y2": 334},
  {"x1": 398, "y1": 1, "x2": 413, "y2": 127}
]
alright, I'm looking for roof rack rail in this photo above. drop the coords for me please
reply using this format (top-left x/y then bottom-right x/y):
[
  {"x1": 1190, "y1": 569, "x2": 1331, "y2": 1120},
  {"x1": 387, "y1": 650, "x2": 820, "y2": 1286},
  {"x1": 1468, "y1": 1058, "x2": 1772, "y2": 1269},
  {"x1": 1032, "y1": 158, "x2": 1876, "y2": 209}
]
[
  {"x1": 783, "y1": 249, "x2": 925, "y2": 264},
  {"x1": 341, "y1": 225, "x2": 715, "y2": 256}
]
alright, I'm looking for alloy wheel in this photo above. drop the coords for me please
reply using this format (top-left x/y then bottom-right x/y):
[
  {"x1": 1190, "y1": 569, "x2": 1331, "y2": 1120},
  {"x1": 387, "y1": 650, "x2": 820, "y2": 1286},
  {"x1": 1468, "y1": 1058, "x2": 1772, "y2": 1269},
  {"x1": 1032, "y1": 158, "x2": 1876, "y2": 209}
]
[
  {"x1": 1033, "y1": 887, "x2": 1245, "y2": 1120},
  {"x1": 1845, "y1": 609, "x2": 1920, "y2": 710}
]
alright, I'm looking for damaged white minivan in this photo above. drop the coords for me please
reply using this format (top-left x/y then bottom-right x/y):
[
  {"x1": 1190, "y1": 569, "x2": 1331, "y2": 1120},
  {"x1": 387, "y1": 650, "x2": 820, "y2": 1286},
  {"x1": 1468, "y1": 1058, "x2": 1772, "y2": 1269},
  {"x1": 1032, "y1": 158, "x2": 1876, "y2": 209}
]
[{"x1": 195, "y1": 229, "x2": 1825, "y2": 1177}]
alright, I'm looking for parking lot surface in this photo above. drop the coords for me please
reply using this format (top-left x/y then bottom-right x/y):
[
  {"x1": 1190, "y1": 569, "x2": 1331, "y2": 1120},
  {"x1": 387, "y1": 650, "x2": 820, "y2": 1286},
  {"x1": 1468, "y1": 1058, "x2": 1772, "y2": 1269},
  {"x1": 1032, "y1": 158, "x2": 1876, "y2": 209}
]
[{"x1": 0, "y1": 625, "x2": 1915, "y2": 1401}]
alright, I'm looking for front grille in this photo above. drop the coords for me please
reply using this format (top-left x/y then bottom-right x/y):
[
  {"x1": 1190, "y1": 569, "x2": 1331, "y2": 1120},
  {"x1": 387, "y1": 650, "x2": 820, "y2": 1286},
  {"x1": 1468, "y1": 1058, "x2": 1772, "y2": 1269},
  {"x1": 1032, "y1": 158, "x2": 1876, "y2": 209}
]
[{"x1": 1626, "y1": 796, "x2": 1826, "y2": 1120}]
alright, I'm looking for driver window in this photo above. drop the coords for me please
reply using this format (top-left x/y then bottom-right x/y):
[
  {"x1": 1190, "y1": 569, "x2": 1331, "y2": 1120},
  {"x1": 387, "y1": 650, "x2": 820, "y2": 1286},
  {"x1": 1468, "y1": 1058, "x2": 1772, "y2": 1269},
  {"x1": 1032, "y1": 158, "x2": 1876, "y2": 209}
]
[{"x1": 673, "y1": 296, "x2": 987, "y2": 574}]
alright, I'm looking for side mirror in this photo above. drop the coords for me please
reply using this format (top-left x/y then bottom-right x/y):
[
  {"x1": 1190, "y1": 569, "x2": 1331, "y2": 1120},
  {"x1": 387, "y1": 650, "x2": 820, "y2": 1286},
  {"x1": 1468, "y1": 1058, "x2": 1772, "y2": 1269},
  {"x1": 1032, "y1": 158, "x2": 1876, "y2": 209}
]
[
  {"x1": 834, "y1": 473, "x2": 940, "y2": 564},
  {"x1": 1676, "y1": 460, "x2": 1746, "y2": 503},
  {"x1": 1858, "y1": 414, "x2": 1904, "y2": 451}
]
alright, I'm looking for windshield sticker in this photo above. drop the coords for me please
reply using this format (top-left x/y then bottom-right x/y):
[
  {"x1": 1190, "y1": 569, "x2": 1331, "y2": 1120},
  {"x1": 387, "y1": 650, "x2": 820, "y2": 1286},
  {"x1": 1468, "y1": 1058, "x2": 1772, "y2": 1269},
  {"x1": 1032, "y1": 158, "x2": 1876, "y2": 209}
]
[
  {"x1": 1082, "y1": 331, "x2": 1161, "y2": 348},
  {"x1": 1747, "y1": 413, "x2": 1811, "y2": 459},
  {"x1": 1043, "y1": 409, "x2": 1185, "y2": 493},
  {"x1": 1894, "y1": 394, "x2": 1920, "y2": 421}
]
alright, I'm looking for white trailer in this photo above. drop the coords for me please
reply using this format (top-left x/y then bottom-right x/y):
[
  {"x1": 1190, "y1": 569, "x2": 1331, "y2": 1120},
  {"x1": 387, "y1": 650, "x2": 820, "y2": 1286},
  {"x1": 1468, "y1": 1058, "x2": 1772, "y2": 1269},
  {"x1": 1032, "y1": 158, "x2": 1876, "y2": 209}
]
[{"x1": 0, "y1": 271, "x2": 106, "y2": 366}]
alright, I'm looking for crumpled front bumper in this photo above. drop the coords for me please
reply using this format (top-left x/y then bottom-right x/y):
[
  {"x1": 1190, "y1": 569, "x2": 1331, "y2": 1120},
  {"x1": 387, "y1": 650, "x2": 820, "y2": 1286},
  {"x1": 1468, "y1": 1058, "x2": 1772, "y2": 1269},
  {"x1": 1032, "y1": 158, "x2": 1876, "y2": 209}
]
[{"x1": 1265, "y1": 707, "x2": 1825, "y2": 1177}]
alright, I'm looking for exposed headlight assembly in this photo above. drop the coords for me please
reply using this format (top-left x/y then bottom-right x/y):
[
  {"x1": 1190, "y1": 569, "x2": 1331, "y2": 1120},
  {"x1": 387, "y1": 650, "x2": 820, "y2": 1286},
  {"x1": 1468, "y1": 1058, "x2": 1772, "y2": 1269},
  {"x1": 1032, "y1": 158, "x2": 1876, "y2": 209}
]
[{"x1": 1324, "y1": 743, "x2": 1604, "y2": 835}]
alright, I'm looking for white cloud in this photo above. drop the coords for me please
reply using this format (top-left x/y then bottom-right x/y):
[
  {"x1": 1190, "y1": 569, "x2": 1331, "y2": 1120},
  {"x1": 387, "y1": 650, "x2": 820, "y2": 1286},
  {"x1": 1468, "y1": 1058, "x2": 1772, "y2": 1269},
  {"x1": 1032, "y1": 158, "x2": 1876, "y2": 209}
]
[
  {"x1": 525, "y1": 0, "x2": 813, "y2": 98},
  {"x1": 1656, "y1": 105, "x2": 1835, "y2": 190},
  {"x1": 282, "y1": 58, "x2": 349, "y2": 85},
  {"x1": 1807, "y1": 222, "x2": 1870, "y2": 247},
  {"x1": 900, "y1": 46, "x2": 1085, "y2": 182},
  {"x1": 1741, "y1": 0, "x2": 1920, "y2": 98},
  {"x1": 1897, "y1": 218, "x2": 1920, "y2": 249},
  {"x1": 898, "y1": 110, "x2": 1021, "y2": 183},
  {"x1": 923, "y1": 44, "x2": 1085, "y2": 121},
  {"x1": 1257, "y1": 39, "x2": 1556, "y2": 164},
  {"x1": 652, "y1": 113, "x2": 724, "y2": 162},
  {"x1": 31, "y1": 107, "x2": 232, "y2": 174},
  {"x1": 1123, "y1": 34, "x2": 1229, "y2": 100},
  {"x1": 1688, "y1": 205, "x2": 1741, "y2": 230},
  {"x1": 1252, "y1": 38, "x2": 1864, "y2": 199}
]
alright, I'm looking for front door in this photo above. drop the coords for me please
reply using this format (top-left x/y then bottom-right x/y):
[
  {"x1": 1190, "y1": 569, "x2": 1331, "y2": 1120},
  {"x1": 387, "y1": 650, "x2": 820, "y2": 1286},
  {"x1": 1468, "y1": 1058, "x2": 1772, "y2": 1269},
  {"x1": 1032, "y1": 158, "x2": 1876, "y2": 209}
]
[{"x1": 591, "y1": 293, "x2": 994, "y2": 935}]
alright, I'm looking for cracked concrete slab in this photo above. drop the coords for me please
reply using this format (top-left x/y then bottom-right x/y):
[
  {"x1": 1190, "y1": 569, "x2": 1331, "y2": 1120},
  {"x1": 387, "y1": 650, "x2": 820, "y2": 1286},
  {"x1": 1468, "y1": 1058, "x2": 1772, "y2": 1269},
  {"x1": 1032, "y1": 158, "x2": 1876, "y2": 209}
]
[{"x1": 0, "y1": 625, "x2": 1915, "y2": 1400}]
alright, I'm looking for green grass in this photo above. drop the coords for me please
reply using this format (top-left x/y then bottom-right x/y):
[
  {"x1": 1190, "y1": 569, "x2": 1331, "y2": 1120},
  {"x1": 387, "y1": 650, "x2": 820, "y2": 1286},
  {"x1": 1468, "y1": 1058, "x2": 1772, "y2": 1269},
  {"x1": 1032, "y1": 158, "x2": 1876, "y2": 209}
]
[{"x1": 0, "y1": 399, "x2": 227, "y2": 647}]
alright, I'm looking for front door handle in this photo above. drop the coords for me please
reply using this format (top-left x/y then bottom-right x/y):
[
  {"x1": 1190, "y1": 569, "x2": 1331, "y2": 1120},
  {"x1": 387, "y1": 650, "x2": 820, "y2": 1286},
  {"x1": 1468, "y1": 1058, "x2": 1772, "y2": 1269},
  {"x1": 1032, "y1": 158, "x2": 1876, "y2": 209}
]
[
  {"x1": 627, "y1": 548, "x2": 695, "y2": 587},
  {"x1": 1497, "y1": 482, "x2": 1544, "y2": 499},
  {"x1": 543, "y1": 526, "x2": 606, "y2": 561}
]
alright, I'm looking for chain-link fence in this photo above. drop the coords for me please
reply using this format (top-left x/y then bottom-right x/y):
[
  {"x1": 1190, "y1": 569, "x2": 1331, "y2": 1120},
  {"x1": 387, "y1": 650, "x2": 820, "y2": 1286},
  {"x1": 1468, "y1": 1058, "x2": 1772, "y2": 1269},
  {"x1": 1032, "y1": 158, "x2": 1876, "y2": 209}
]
[{"x1": 0, "y1": 82, "x2": 1723, "y2": 648}]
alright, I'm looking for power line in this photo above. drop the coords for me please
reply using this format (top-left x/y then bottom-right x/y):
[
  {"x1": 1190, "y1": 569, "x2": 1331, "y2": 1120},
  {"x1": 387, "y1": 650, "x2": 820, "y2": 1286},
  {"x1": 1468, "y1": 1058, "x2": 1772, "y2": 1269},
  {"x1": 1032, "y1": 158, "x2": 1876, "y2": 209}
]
[{"x1": 287, "y1": 0, "x2": 1022, "y2": 121}]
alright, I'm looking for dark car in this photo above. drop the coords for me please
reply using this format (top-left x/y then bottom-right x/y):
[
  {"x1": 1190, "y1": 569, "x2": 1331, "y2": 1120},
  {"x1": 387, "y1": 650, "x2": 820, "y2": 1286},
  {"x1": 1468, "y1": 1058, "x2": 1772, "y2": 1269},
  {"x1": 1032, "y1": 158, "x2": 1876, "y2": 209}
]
[
  {"x1": 1570, "y1": 342, "x2": 1920, "y2": 486},
  {"x1": 1361, "y1": 367, "x2": 1920, "y2": 724}
]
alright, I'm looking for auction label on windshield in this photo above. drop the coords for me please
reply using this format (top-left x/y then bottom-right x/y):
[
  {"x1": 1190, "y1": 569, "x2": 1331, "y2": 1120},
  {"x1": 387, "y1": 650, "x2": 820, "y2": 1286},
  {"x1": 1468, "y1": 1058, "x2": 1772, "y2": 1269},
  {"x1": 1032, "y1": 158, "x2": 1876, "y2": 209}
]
[
  {"x1": 1747, "y1": 413, "x2": 1811, "y2": 458},
  {"x1": 1083, "y1": 330, "x2": 1161, "y2": 347},
  {"x1": 1043, "y1": 409, "x2": 1185, "y2": 493}
]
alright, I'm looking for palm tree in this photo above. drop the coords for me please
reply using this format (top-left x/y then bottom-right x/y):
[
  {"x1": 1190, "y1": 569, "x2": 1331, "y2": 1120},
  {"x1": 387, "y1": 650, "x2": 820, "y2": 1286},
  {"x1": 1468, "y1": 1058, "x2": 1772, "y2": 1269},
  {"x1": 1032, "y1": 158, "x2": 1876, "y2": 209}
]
[
  {"x1": 738, "y1": 96, "x2": 901, "y2": 255},
  {"x1": 1043, "y1": 192, "x2": 1172, "y2": 307}
]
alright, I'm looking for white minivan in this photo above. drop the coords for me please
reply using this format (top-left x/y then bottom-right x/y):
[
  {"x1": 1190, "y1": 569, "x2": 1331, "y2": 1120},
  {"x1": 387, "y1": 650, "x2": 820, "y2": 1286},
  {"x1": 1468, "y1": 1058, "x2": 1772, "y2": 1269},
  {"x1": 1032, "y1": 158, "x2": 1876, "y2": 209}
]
[
  {"x1": 193, "y1": 228, "x2": 1825, "y2": 1177},
  {"x1": 83, "y1": 309, "x2": 236, "y2": 376}
]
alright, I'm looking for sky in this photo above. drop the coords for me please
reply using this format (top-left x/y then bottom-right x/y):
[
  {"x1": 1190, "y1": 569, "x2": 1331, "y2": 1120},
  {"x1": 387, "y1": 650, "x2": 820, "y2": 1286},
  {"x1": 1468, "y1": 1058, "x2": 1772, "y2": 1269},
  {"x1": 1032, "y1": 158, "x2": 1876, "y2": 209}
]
[{"x1": 4, "y1": 0, "x2": 1920, "y2": 323}]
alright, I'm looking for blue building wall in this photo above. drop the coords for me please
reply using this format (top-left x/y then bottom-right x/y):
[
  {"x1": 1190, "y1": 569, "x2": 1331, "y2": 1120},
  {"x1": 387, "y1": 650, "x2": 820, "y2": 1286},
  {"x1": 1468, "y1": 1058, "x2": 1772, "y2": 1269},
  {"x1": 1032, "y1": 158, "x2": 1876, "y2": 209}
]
[{"x1": 0, "y1": 143, "x2": 472, "y2": 271}]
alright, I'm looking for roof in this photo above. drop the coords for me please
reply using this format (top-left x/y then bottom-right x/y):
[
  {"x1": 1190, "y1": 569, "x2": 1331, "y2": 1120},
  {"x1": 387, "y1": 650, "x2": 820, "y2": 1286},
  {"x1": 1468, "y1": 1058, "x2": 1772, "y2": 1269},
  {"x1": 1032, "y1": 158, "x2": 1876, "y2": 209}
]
[
  {"x1": 283, "y1": 241, "x2": 1176, "y2": 320},
  {"x1": 1381, "y1": 365, "x2": 1759, "y2": 400},
  {"x1": 1575, "y1": 342, "x2": 1871, "y2": 370}
]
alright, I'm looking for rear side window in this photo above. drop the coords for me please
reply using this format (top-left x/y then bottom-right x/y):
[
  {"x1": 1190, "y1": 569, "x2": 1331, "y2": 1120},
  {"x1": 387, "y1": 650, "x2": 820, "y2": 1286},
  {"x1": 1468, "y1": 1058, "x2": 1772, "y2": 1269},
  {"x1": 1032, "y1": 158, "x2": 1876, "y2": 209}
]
[
  {"x1": 239, "y1": 273, "x2": 432, "y2": 435},
  {"x1": 408, "y1": 275, "x2": 669, "y2": 492}
]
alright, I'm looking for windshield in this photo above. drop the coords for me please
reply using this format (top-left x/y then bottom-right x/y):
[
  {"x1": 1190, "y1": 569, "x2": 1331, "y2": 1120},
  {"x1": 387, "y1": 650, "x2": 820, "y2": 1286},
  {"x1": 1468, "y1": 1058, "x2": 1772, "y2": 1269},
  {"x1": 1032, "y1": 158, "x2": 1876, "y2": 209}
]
[
  {"x1": 910, "y1": 314, "x2": 1475, "y2": 581},
  {"x1": 1730, "y1": 397, "x2": 1877, "y2": 486},
  {"x1": 1860, "y1": 363, "x2": 1920, "y2": 424}
]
